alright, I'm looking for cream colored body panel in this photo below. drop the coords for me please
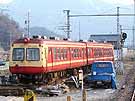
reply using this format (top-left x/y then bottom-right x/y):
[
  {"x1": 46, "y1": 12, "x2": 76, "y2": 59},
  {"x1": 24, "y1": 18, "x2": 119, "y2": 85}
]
[{"x1": 9, "y1": 43, "x2": 46, "y2": 67}]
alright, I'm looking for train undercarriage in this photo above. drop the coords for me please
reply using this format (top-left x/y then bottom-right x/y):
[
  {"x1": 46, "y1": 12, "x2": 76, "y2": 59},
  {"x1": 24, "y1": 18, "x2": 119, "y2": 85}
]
[{"x1": 12, "y1": 65, "x2": 91, "y2": 85}]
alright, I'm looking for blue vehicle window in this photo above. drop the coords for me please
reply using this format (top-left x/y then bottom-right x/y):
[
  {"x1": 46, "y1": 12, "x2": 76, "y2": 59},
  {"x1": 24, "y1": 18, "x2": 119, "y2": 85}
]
[
  {"x1": 12, "y1": 48, "x2": 24, "y2": 61},
  {"x1": 96, "y1": 63, "x2": 110, "y2": 68}
]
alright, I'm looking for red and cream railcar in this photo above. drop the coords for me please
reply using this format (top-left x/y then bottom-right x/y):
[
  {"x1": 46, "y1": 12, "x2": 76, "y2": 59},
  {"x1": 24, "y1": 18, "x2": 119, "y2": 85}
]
[
  {"x1": 86, "y1": 42, "x2": 114, "y2": 64},
  {"x1": 9, "y1": 37, "x2": 114, "y2": 81},
  {"x1": 44, "y1": 39, "x2": 88, "y2": 72}
]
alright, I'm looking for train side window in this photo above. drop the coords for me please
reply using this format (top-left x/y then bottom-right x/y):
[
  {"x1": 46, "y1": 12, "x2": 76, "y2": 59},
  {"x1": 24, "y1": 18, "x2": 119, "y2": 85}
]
[
  {"x1": 72, "y1": 48, "x2": 74, "y2": 59},
  {"x1": 78, "y1": 49, "x2": 81, "y2": 58},
  {"x1": 104, "y1": 48, "x2": 108, "y2": 57},
  {"x1": 83, "y1": 48, "x2": 85, "y2": 57},
  {"x1": 96, "y1": 48, "x2": 98, "y2": 57},
  {"x1": 74, "y1": 49, "x2": 76, "y2": 58},
  {"x1": 80, "y1": 48, "x2": 82, "y2": 57},
  {"x1": 53, "y1": 48, "x2": 57, "y2": 60},
  {"x1": 61, "y1": 48, "x2": 64, "y2": 60},
  {"x1": 73, "y1": 48, "x2": 79, "y2": 58},
  {"x1": 82, "y1": 48, "x2": 84, "y2": 56},
  {"x1": 88, "y1": 48, "x2": 91, "y2": 58},
  {"x1": 98, "y1": 48, "x2": 100, "y2": 57},
  {"x1": 87, "y1": 48, "x2": 89, "y2": 57},
  {"x1": 108, "y1": 49, "x2": 110, "y2": 56},
  {"x1": 99, "y1": 48, "x2": 102, "y2": 57},
  {"x1": 58, "y1": 48, "x2": 61, "y2": 60},
  {"x1": 76, "y1": 48, "x2": 79, "y2": 58},
  {"x1": 94, "y1": 48, "x2": 97, "y2": 57},
  {"x1": 103, "y1": 49, "x2": 106, "y2": 56},
  {"x1": 71, "y1": 48, "x2": 74, "y2": 59},
  {"x1": 63, "y1": 48, "x2": 67, "y2": 60},
  {"x1": 108, "y1": 49, "x2": 109, "y2": 56},
  {"x1": 109, "y1": 48, "x2": 112, "y2": 56}
]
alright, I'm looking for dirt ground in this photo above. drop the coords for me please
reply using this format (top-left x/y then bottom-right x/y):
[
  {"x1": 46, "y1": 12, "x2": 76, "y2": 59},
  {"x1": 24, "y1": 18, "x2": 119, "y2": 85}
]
[
  {"x1": 0, "y1": 54, "x2": 135, "y2": 101},
  {"x1": 114, "y1": 60, "x2": 135, "y2": 101}
]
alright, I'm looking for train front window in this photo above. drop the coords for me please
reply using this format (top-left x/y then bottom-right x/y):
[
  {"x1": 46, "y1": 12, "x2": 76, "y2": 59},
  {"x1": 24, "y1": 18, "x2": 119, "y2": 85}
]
[
  {"x1": 12, "y1": 48, "x2": 24, "y2": 61},
  {"x1": 26, "y1": 48, "x2": 40, "y2": 61}
]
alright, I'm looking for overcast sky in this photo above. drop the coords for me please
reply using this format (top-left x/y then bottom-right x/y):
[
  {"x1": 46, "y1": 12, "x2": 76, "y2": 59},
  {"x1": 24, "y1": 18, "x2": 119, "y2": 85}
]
[{"x1": 0, "y1": 0, "x2": 134, "y2": 45}]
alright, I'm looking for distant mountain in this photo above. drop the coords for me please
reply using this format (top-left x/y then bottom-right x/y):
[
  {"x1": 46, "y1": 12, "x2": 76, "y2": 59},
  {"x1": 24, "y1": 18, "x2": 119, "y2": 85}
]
[
  {"x1": 29, "y1": 27, "x2": 64, "y2": 38},
  {"x1": 0, "y1": 14, "x2": 22, "y2": 51}
]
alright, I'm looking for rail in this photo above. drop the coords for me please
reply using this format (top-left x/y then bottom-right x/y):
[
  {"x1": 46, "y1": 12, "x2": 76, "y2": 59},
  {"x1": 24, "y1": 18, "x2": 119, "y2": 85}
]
[{"x1": 131, "y1": 89, "x2": 135, "y2": 101}]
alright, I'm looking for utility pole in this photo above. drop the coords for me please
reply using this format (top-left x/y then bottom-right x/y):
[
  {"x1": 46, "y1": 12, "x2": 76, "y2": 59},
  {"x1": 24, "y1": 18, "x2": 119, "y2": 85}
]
[
  {"x1": 64, "y1": 8, "x2": 135, "y2": 40},
  {"x1": 27, "y1": 10, "x2": 30, "y2": 38},
  {"x1": 25, "y1": 10, "x2": 30, "y2": 38},
  {"x1": 79, "y1": 21, "x2": 81, "y2": 40},
  {"x1": 116, "y1": 7, "x2": 120, "y2": 61},
  {"x1": 133, "y1": 0, "x2": 135, "y2": 52},
  {"x1": 133, "y1": 26, "x2": 135, "y2": 50},
  {"x1": 63, "y1": 10, "x2": 70, "y2": 39},
  {"x1": 120, "y1": 25, "x2": 123, "y2": 61},
  {"x1": 117, "y1": 7, "x2": 120, "y2": 35}
]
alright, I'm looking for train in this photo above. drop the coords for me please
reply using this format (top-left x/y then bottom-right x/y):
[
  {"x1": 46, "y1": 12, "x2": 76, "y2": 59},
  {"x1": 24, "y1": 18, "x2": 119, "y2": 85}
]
[{"x1": 9, "y1": 36, "x2": 114, "y2": 83}]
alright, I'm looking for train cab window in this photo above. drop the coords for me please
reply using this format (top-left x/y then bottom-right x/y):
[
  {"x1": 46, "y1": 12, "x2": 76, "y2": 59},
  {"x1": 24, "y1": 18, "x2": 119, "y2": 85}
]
[
  {"x1": 12, "y1": 48, "x2": 24, "y2": 61},
  {"x1": 26, "y1": 48, "x2": 40, "y2": 61}
]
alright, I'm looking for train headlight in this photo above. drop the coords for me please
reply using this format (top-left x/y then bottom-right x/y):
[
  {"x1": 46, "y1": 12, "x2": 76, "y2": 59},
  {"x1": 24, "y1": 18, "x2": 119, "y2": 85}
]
[
  {"x1": 24, "y1": 38, "x2": 29, "y2": 43},
  {"x1": 93, "y1": 71, "x2": 96, "y2": 75}
]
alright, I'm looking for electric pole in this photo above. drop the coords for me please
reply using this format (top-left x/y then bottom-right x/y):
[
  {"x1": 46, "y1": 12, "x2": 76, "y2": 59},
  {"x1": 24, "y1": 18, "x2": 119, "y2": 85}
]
[
  {"x1": 25, "y1": 10, "x2": 30, "y2": 38},
  {"x1": 117, "y1": 7, "x2": 120, "y2": 35},
  {"x1": 116, "y1": 7, "x2": 120, "y2": 61},
  {"x1": 133, "y1": 26, "x2": 135, "y2": 50},
  {"x1": 133, "y1": 0, "x2": 135, "y2": 52},
  {"x1": 63, "y1": 10, "x2": 70, "y2": 39},
  {"x1": 120, "y1": 25, "x2": 123, "y2": 61},
  {"x1": 27, "y1": 10, "x2": 30, "y2": 38},
  {"x1": 79, "y1": 21, "x2": 81, "y2": 40}
]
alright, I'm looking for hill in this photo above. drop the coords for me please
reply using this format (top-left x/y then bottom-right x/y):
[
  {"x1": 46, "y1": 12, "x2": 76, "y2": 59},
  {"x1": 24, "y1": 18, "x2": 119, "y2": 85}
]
[
  {"x1": 29, "y1": 27, "x2": 64, "y2": 38},
  {"x1": 0, "y1": 14, "x2": 22, "y2": 51}
]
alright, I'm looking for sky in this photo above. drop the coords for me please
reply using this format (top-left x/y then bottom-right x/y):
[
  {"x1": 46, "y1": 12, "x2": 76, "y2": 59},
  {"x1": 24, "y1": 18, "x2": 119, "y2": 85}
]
[{"x1": 0, "y1": 0, "x2": 135, "y2": 45}]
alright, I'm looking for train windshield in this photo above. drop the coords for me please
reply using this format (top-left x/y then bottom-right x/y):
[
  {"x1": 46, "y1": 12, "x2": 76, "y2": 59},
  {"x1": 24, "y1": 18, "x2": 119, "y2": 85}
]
[
  {"x1": 12, "y1": 48, "x2": 24, "y2": 61},
  {"x1": 26, "y1": 48, "x2": 40, "y2": 61}
]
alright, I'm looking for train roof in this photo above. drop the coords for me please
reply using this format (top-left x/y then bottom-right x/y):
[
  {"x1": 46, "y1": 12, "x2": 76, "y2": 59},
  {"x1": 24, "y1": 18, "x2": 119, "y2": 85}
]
[{"x1": 13, "y1": 37, "x2": 113, "y2": 47}]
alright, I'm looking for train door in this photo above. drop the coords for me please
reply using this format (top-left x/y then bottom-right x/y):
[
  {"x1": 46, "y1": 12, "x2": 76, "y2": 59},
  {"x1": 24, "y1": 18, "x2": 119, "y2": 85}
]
[
  {"x1": 70, "y1": 48, "x2": 73, "y2": 68},
  {"x1": 87, "y1": 47, "x2": 93, "y2": 64},
  {"x1": 93, "y1": 48, "x2": 96, "y2": 61},
  {"x1": 47, "y1": 47, "x2": 53, "y2": 71},
  {"x1": 86, "y1": 47, "x2": 88, "y2": 64},
  {"x1": 44, "y1": 48, "x2": 47, "y2": 71},
  {"x1": 91, "y1": 48, "x2": 94, "y2": 63},
  {"x1": 102, "y1": 48, "x2": 105, "y2": 61},
  {"x1": 69, "y1": 47, "x2": 72, "y2": 68},
  {"x1": 82, "y1": 48, "x2": 86, "y2": 65}
]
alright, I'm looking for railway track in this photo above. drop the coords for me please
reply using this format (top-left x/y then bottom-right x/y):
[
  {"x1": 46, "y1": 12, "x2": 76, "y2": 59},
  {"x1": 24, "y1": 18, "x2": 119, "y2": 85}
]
[
  {"x1": 0, "y1": 84, "x2": 36, "y2": 96},
  {"x1": 114, "y1": 63, "x2": 135, "y2": 101},
  {"x1": 131, "y1": 89, "x2": 135, "y2": 101}
]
